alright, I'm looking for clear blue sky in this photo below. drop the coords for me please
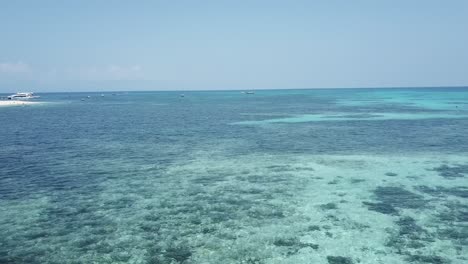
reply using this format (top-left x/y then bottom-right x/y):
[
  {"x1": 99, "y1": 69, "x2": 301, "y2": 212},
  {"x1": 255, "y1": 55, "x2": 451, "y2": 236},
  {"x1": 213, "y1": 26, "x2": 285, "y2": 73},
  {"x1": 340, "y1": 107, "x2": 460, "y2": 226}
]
[{"x1": 1, "y1": 0, "x2": 467, "y2": 92}]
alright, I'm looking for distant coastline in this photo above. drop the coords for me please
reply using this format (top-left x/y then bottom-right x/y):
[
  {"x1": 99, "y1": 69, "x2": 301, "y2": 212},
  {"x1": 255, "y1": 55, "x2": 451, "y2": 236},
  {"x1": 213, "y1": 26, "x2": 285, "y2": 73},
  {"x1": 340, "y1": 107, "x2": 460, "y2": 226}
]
[{"x1": 0, "y1": 100, "x2": 40, "y2": 107}]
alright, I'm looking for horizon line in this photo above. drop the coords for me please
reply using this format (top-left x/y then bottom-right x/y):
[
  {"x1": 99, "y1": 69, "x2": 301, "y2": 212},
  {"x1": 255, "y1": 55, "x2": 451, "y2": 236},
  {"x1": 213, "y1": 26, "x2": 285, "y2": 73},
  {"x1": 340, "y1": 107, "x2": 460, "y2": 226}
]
[{"x1": 1, "y1": 85, "x2": 468, "y2": 94}]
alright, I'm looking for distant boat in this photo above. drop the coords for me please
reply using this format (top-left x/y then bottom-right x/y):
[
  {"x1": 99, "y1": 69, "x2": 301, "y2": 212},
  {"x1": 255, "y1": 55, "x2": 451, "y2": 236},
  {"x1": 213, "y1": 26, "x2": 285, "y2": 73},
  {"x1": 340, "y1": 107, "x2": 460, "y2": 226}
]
[
  {"x1": 180, "y1": 94, "x2": 185, "y2": 97},
  {"x1": 246, "y1": 91, "x2": 255, "y2": 94},
  {"x1": 7, "y1": 92, "x2": 39, "y2": 100}
]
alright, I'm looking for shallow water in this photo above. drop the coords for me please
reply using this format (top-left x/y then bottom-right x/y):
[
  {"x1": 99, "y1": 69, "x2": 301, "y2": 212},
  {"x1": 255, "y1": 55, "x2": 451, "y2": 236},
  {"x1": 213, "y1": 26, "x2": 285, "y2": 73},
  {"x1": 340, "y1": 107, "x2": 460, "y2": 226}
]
[{"x1": 1, "y1": 88, "x2": 468, "y2": 263}]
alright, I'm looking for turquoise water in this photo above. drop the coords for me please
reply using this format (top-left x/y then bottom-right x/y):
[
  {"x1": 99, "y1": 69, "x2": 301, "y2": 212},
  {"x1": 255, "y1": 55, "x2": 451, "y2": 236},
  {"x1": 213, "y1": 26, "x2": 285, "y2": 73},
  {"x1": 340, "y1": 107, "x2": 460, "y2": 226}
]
[{"x1": 0, "y1": 88, "x2": 467, "y2": 263}]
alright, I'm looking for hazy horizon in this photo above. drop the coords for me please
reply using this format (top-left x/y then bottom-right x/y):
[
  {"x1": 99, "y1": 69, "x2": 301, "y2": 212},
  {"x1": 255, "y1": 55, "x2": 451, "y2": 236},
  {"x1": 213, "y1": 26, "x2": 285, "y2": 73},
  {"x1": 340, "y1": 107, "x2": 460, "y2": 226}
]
[
  {"x1": 2, "y1": 85, "x2": 468, "y2": 94},
  {"x1": 1, "y1": 0, "x2": 468, "y2": 92}
]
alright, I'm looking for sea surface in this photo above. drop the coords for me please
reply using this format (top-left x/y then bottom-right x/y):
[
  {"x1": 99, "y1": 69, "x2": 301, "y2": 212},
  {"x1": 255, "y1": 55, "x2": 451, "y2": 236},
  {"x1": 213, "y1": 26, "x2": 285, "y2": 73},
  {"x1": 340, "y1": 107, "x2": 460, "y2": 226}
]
[{"x1": 0, "y1": 88, "x2": 468, "y2": 264}]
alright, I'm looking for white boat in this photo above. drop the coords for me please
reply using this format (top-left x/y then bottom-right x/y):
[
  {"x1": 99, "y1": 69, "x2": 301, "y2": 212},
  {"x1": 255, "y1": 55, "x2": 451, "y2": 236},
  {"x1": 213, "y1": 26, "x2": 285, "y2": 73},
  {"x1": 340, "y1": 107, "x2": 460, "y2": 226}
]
[{"x1": 7, "y1": 92, "x2": 39, "y2": 100}]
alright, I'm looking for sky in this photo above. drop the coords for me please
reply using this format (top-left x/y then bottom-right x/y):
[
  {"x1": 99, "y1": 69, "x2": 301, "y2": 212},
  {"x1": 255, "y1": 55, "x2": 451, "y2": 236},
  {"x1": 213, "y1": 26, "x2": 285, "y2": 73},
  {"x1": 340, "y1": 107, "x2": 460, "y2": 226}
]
[{"x1": 0, "y1": 0, "x2": 468, "y2": 92}]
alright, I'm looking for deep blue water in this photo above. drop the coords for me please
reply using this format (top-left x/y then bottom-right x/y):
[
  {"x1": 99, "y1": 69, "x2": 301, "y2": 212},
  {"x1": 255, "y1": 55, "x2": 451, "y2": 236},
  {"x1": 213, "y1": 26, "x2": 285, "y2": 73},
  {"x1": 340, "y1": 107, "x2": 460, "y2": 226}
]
[{"x1": 1, "y1": 88, "x2": 467, "y2": 263}]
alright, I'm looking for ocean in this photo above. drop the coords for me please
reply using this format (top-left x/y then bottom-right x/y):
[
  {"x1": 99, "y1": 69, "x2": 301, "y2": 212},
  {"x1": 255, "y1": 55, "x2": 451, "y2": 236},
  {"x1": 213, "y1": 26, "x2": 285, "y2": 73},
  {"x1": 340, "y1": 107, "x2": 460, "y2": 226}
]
[{"x1": 0, "y1": 88, "x2": 467, "y2": 263}]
